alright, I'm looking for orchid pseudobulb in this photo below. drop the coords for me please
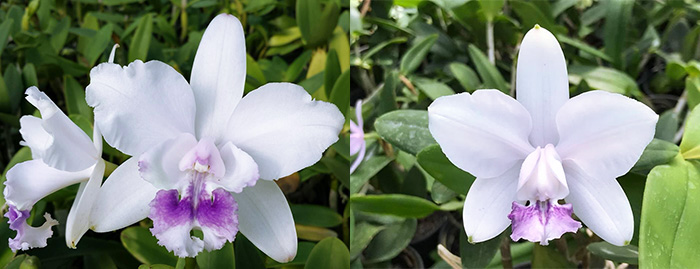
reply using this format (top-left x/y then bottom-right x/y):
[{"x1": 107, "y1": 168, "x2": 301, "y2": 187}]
[
  {"x1": 86, "y1": 14, "x2": 344, "y2": 261},
  {"x1": 428, "y1": 25, "x2": 658, "y2": 246}
]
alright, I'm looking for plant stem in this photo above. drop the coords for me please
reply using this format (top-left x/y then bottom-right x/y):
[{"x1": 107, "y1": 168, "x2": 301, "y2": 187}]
[
  {"x1": 486, "y1": 19, "x2": 495, "y2": 64},
  {"x1": 500, "y1": 236, "x2": 513, "y2": 269}
]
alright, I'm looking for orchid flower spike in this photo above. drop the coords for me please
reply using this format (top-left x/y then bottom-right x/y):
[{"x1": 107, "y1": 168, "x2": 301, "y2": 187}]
[
  {"x1": 85, "y1": 14, "x2": 344, "y2": 261},
  {"x1": 3, "y1": 44, "x2": 120, "y2": 251},
  {"x1": 428, "y1": 25, "x2": 658, "y2": 246},
  {"x1": 350, "y1": 99, "x2": 366, "y2": 173}
]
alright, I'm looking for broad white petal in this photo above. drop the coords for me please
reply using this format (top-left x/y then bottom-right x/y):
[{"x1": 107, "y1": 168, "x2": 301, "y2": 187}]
[
  {"x1": 216, "y1": 142, "x2": 259, "y2": 193},
  {"x1": 4, "y1": 160, "x2": 92, "y2": 211},
  {"x1": 555, "y1": 90, "x2": 658, "y2": 179},
  {"x1": 22, "y1": 87, "x2": 97, "y2": 171},
  {"x1": 90, "y1": 157, "x2": 159, "y2": 232},
  {"x1": 428, "y1": 90, "x2": 534, "y2": 179},
  {"x1": 516, "y1": 26, "x2": 569, "y2": 146},
  {"x1": 190, "y1": 14, "x2": 247, "y2": 143},
  {"x1": 563, "y1": 160, "x2": 633, "y2": 246},
  {"x1": 86, "y1": 60, "x2": 196, "y2": 156},
  {"x1": 226, "y1": 83, "x2": 344, "y2": 180},
  {"x1": 463, "y1": 163, "x2": 520, "y2": 243},
  {"x1": 139, "y1": 133, "x2": 198, "y2": 190},
  {"x1": 233, "y1": 180, "x2": 297, "y2": 263},
  {"x1": 65, "y1": 159, "x2": 105, "y2": 248}
]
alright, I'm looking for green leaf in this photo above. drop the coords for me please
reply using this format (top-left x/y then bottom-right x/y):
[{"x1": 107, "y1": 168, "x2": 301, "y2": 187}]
[
  {"x1": 364, "y1": 218, "x2": 417, "y2": 263},
  {"x1": 587, "y1": 242, "x2": 638, "y2": 264},
  {"x1": 448, "y1": 62, "x2": 480, "y2": 93},
  {"x1": 603, "y1": 0, "x2": 633, "y2": 68},
  {"x1": 460, "y1": 229, "x2": 500, "y2": 268},
  {"x1": 83, "y1": 23, "x2": 113, "y2": 66},
  {"x1": 399, "y1": 34, "x2": 438, "y2": 75},
  {"x1": 686, "y1": 75, "x2": 700, "y2": 110},
  {"x1": 557, "y1": 34, "x2": 613, "y2": 62},
  {"x1": 374, "y1": 110, "x2": 436, "y2": 155},
  {"x1": 0, "y1": 19, "x2": 13, "y2": 58},
  {"x1": 285, "y1": 50, "x2": 312, "y2": 82},
  {"x1": 467, "y1": 44, "x2": 508, "y2": 93},
  {"x1": 196, "y1": 242, "x2": 235, "y2": 269},
  {"x1": 350, "y1": 155, "x2": 394, "y2": 194},
  {"x1": 568, "y1": 65, "x2": 640, "y2": 96},
  {"x1": 413, "y1": 77, "x2": 455, "y2": 100},
  {"x1": 22, "y1": 63, "x2": 38, "y2": 87},
  {"x1": 350, "y1": 194, "x2": 440, "y2": 218},
  {"x1": 64, "y1": 75, "x2": 93, "y2": 122},
  {"x1": 304, "y1": 237, "x2": 349, "y2": 269},
  {"x1": 268, "y1": 27, "x2": 301, "y2": 47},
  {"x1": 4, "y1": 64, "x2": 23, "y2": 112},
  {"x1": 680, "y1": 106, "x2": 700, "y2": 159},
  {"x1": 655, "y1": 110, "x2": 680, "y2": 142},
  {"x1": 531, "y1": 244, "x2": 575, "y2": 268},
  {"x1": 234, "y1": 235, "x2": 266, "y2": 269},
  {"x1": 349, "y1": 222, "x2": 385, "y2": 260},
  {"x1": 361, "y1": 37, "x2": 407, "y2": 62},
  {"x1": 129, "y1": 14, "x2": 154, "y2": 62},
  {"x1": 631, "y1": 138, "x2": 680, "y2": 174},
  {"x1": 121, "y1": 227, "x2": 177, "y2": 266},
  {"x1": 478, "y1": 0, "x2": 504, "y2": 21},
  {"x1": 291, "y1": 204, "x2": 343, "y2": 228},
  {"x1": 416, "y1": 144, "x2": 474, "y2": 195},
  {"x1": 296, "y1": 0, "x2": 340, "y2": 47},
  {"x1": 324, "y1": 49, "x2": 341, "y2": 97},
  {"x1": 639, "y1": 155, "x2": 700, "y2": 268},
  {"x1": 509, "y1": 1, "x2": 565, "y2": 33},
  {"x1": 329, "y1": 70, "x2": 350, "y2": 115}
]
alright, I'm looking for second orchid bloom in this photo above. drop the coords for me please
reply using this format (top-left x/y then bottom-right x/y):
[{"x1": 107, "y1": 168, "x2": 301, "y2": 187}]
[{"x1": 428, "y1": 25, "x2": 658, "y2": 246}]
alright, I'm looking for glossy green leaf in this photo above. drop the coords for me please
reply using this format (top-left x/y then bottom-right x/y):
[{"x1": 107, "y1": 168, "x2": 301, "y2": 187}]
[
  {"x1": 285, "y1": 50, "x2": 312, "y2": 82},
  {"x1": 324, "y1": 49, "x2": 341, "y2": 97},
  {"x1": 467, "y1": 44, "x2": 508, "y2": 93},
  {"x1": 630, "y1": 138, "x2": 680, "y2": 174},
  {"x1": 234, "y1": 235, "x2": 266, "y2": 269},
  {"x1": 374, "y1": 110, "x2": 436, "y2": 155},
  {"x1": 399, "y1": 34, "x2": 438, "y2": 75},
  {"x1": 4, "y1": 64, "x2": 23, "y2": 112},
  {"x1": 196, "y1": 242, "x2": 234, "y2": 269},
  {"x1": 296, "y1": 0, "x2": 340, "y2": 47},
  {"x1": 640, "y1": 155, "x2": 700, "y2": 268},
  {"x1": 0, "y1": 19, "x2": 13, "y2": 58},
  {"x1": 265, "y1": 242, "x2": 316, "y2": 268},
  {"x1": 655, "y1": 110, "x2": 680, "y2": 142},
  {"x1": 129, "y1": 14, "x2": 153, "y2": 62},
  {"x1": 557, "y1": 34, "x2": 613, "y2": 62},
  {"x1": 364, "y1": 218, "x2": 417, "y2": 263},
  {"x1": 417, "y1": 144, "x2": 474, "y2": 195},
  {"x1": 330, "y1": 70, "x2": 350, "y2": 114},
  {"x1": 587, "y1": 242, "x2": 638, "y2": 264},
  {"x1": 121, "y1": 227, "x2": 177, "y2": 266},
  {"x1": 448, "y1": 62, "x2": 480, "y2": 93},
  {"x1": 64, "y1": 75, "x2": 93, "y2": 122},
  {"x1": 460, "y1": 230, "x2": 500, "y2": 269},
  {"x1": 22, "y1": 63, "x2": 38, "y2": 87},
  {"x1": 478, "y1": 0, "x2": 504, "y2": 21},
  {"x1": 350, "y1": 155, "x2": 394, "y2": 194},
  {"x1": 686, "y1": 75, "x2": 700, "y2": 110},
  {"x1": 568, "y1": 65, "x2": 640, "y2": 96},
  {"x1": 413, "y1": 77, "x2": 455, "y2": 100},
  {"x1": 84, "y1": 23, "x2": 113, "y2": 66},
  {"x1": 304, "y1": 237, "x2": 349, "y2": 269},
  {"x1": 351, "y1": 194, "x2": 440, "y2": 218},
  {"x1": 291, "y1": 204, "x2": 343, "y2": 228},
  {"x1": 680, "y1": 106, "x2": 700, "y2": 159},
  {"x1": 350, "y1": 222, "x2": 385, "y2": 259},
  {"x1": 603, "y1": 0, "x2": 633, "y2": 68}
]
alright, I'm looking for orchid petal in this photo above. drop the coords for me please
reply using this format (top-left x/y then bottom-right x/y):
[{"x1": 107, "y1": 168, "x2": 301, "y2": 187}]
[
  {"x1": 515, "y1": 26, "x2": 569, "y2": 146},
  {"x1": 21, "y1": 87, "x2": 97, "y2": 171},
  {"x1": 349, "y1": 138, "x2": 365, "y2": 174},
  {"x1": 5, "y1": 207, "x2": 58, "y2": 251},
  {"x1": 190, "y1": 14, "x2": 246, "y2": 143},
  {"x1": 233, "y1": 180, "x2": 297, "y2": 263},
  {"x1": 86, "y1": 60, "x2": 196, "y2": 156},
  {"x1": 226, "y1": 83, "x2": 344, "y2": 180},
  {"x1": 563, "y1": 160, "x2": 633, "y2": 246},
  {"x1": 90, "y1": 157, "x2": 159, "y2": 232},
  {"x1": 463, "y1": 163, "x2": 520, "y2": 243},
  {"x1": 428, "y1": 90, "x2": 534, "y2": 179},
  {"x1": 508, "y1": 201, "x2": 581, "y2": 245},
  {"x1": 215, "y1": 142, "x2": 259, "y2": 193},
  {"x1": 149, "y1": 189, "x2": 202, "y2": 257},
  {"x1": 138, "y1": 133, "x2": 198, "y2": 190},
  {"x1": 556, "y1": 91, "x2": 658, "y2": 179},
  {"x1": 4, "y1": 160, "x2": 92, "y2": 211},
  {"x1": 197, "y1": 188, "x2": 239, "y2": 251},
  {"x1": 65, "y1": 159, "x2": 105, "y2": 248}
]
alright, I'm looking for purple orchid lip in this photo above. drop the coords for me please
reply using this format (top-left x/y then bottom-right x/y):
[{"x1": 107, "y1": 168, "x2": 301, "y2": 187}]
[
  {"x1": 149, "y1": 175, "x2": 239, "y2": 257},
  {"x1": 5, "y1": 205, "x2": 58, "y2": 251},
  {"x1": 508, "y1": 200, "x2": 581, "y2": 245}
]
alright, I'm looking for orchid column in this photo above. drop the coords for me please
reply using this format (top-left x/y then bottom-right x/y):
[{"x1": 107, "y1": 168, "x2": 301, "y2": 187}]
[
  {"x1": 86, "y1": 14, "x2": 343, "y2": 261},
  {"x1": 428, "y1": 25, "x2": 658, "y2": 246}
]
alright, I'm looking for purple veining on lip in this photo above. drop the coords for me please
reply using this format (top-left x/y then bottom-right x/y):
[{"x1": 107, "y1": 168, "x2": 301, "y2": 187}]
[
  {"x1": 508, "y1": 201, "x2": 581, "y2": 245},
  {"x1": 5, "y1": 205, "x2": 58, "y2": 251},
  {"x1": 149, "y1": 176, "x2": 238, "y2": 256}
]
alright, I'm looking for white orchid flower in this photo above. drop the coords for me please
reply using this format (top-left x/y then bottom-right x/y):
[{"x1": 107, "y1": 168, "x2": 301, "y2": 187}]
[
  {"x1": 350, "y1": 99, "x2": 365, "y2": 173},
  {"x1": 85, "y1": 14, "x2": 344, "y2": 261},
  {"x1": 3, "y1": 45, "x2": 121, "y2": 251},
  {"x1": 428, "y1": 25, "x2": 658, "y2": 246}
]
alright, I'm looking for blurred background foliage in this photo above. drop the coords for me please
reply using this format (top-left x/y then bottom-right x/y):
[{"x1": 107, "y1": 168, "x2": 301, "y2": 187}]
[
  {"x1": 0, "y1": 0, "x2": 351, "y2": 268},
  {"x1": 350, "y1": 0, "x2": 700, "y2": 268}
]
